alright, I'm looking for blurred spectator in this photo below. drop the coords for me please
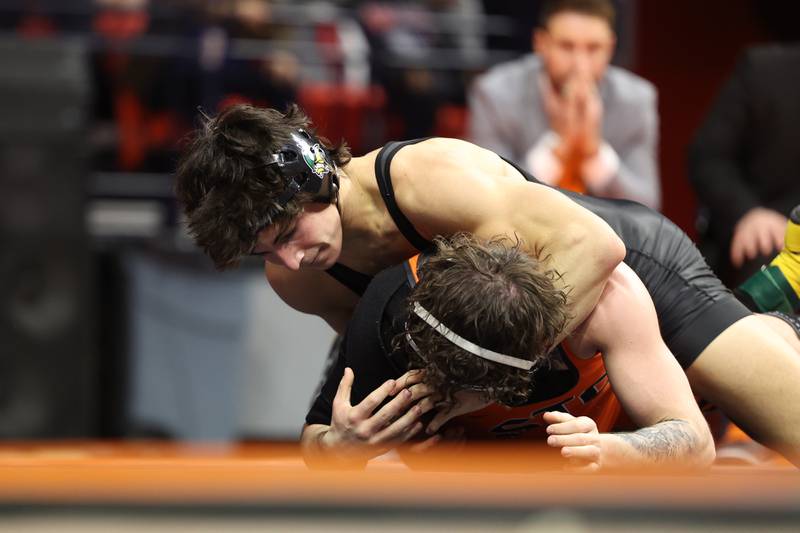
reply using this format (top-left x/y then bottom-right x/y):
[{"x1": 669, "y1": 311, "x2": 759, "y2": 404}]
[
  {"x1": 87, "y1": 0, "x2": 304, "y2": 172},
  {"x1": 689, "y1": 44, "x2": 800, "y2": 286},
  {"x1": 468, "y1": 0, "x2": 660, "y2": 209},
  {"x1": 358, "y1": 0, "x2": 483, "y2": 139},
  {"x1": 169, "y1": 0, "x2": 300, "y2": 124}
]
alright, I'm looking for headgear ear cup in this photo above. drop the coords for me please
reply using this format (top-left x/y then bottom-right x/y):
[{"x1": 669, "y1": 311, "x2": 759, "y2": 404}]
[{"x1": 265, "y1": 129, "x2": 338, "y2": 208}]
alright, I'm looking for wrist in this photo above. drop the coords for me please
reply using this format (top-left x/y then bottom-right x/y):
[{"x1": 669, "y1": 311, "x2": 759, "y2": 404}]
[
  {"x1": 580, "y1": 138, "x2": 600, "y2": 158},
  {"x1": 527, "y1": 131, "x2": 563, "y2": 185},
  {"x1": 316, "y1": 429, "x2": 370, "y2": 468},
  {"x1": 316, "y1": 428, "x2": 334, "y2": 451},
  {"x1": 581, "y1": 142, "x2": 619, "y2": 191}
]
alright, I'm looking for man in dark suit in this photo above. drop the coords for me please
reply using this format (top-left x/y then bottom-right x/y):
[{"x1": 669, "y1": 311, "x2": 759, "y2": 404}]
[{"x1": 689, "y1": 44, "x2": 800, "y2": 287}]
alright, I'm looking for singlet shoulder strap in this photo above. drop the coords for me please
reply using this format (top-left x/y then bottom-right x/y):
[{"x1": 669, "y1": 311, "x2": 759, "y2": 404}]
[
  {"x1": 499, "y1": 155, "x2": 541, "y2": 184},
  {"x1": 325, "y1": 262, "x2": 372, "y2": 297},
  {"x1": 374, "y1": 139, "x2": 434, "y2": 252},
  {"x1": 325, "y1": 139, "x2": 433, "y2": 296}
]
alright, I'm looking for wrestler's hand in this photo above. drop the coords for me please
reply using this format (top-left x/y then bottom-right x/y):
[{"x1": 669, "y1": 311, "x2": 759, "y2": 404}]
[
  {"x1": 730, "y1": 207, "x2": 787, "y2": 267},
  {"x1": 320, "y1": 368, "x2": 436, "y2": 462},
  {"x1": 425, "y1": 390, "x2": 491, "y2": 435},
  {"x1": 544, "y1": 411, "x2": 602, "y2": 472}
]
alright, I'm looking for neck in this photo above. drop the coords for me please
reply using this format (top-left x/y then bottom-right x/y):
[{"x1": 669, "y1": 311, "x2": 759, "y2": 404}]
[
  {"x1": 335, "y1": 164, "x2": 367, "y2": 259},
  {"x1": 335, "y1": 156, "x2": 386, "y2": 269}
]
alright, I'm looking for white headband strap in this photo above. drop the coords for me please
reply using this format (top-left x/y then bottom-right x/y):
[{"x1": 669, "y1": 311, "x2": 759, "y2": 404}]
[{"x1": 411, "y1": 302, "x2": 535, "y2": 371}]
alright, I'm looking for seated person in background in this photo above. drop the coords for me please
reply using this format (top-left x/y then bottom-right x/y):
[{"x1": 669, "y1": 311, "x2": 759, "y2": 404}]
[
  {"x1": 468, "y1": 0, "x2": 660, "y2": 209},
  {"x1": 689, "y1": 44, "x2": 800, "y2": 288},
  {"x1": 303, "y1": 207, "x2": 800, "y2": 469},
  {"x1": 304, "y1": 234, "x2": 715, "y2": 471}
]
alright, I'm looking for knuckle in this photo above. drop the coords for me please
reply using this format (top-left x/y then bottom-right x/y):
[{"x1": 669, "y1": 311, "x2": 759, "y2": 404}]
[
  {"x1": 354, "y1": 427, "x2": 372, "y2": 441},
  {"x1": 346, "y1": 412, "x2": 361, "y2": 426},
  {"x1": 574, "y1": 434, "x2": 589, "y2": 446}
]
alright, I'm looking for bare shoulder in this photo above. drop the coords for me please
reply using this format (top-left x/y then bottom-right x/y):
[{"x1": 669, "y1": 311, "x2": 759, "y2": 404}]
[
  {"x1": 387, "y1": 138, "x2": 532, "y2": 236},
  {"x1": 265, "y1": 264, "x2": 359, "y2": 332},
  {"x1": 391, "y1": 138, "x2": 510, "y2": 184}
]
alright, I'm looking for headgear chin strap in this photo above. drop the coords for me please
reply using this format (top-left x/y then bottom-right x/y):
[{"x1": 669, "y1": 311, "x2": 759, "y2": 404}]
[
  {"x1": 266, "y1": 129, "x2": 339, "y2": 208},
  {"x1": 411, "y1": 302, "x2": 536, "y2": 370}
]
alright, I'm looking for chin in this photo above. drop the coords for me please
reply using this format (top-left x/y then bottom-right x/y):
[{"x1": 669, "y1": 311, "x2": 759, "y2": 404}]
[
  {"x1": 317, "y1": 247, "x2": 339, "y2": 269},
  {"x1": 323, "y1": 253, "x2": 341, "y2": 269}
]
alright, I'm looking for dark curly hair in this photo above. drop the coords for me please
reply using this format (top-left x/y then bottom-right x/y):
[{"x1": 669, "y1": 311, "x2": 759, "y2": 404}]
[
  {"x1": 175, "y1": 104, "x2": 351, "y2": 270},
  {"x1": 397, "y1": 234, "x2": 570, "y2": 407}
]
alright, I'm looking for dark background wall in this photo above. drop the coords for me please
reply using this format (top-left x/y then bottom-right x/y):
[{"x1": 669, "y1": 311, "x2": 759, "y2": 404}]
[{"x1": 636, "y1": 0, "x2": 799, "y2": 237}]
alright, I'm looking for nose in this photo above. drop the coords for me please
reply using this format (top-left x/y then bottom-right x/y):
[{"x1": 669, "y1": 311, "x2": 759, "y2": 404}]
[
  {"x1": 272, "y1": 244, "x2": 304, "y2": 271},
  {"x1": 573, "y1": 51, "x2": 591, "y2": 77}
]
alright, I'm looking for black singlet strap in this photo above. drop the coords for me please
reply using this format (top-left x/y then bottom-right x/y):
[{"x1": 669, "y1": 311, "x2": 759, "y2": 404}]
[
  {"x1": 374, "y1": 139, "x2": 434, "y2": 252},
  {"x1": 499, "y1": 155, "x2": 542, "y2": 184},
  {"x1": 325, "y1": 262, "x2": 372, "y2": 297},
  {"x1": 324, "y1": 139, "x2": 435, "y2": 296}
]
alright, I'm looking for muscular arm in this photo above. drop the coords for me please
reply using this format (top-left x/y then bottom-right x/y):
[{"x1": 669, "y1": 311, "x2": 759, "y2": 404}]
[
  {"x1": 395, "y1": 139, "x2": 626, "y2": 342},
  {"x1": 565, "y1": 263, "x2": 715, "y2": 469},
  {"x1": 615, "y1": 419, "x2": 700, "y2": 463}
]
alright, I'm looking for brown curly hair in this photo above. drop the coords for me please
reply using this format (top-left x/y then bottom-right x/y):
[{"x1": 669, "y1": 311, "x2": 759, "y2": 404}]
[
  {"x1": 397, "y1": 234, "x2": 570, "y2": 407},
  {"x1": 539, "y1": 0, "x2": 615, "y2": 29},
  {"x1": 174, "y1": 104, "x2": 351, "y2": 270}
]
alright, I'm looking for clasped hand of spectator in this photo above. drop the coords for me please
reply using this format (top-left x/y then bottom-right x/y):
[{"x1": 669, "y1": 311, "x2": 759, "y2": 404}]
[{"x1": 543, "y1": 71, "x2": 604, "y2": 161}]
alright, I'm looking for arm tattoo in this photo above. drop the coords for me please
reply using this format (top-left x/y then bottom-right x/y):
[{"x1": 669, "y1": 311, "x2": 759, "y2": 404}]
[{"x1": 617, "y1": 419, "x2": 697, "y2": 461}]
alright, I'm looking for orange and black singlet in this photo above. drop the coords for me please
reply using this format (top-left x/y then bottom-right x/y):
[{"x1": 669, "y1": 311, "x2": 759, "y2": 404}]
[
  {"x1": 306, "y1": 253, "x2": 622, "y2": 436},
  {"x1": 402, "y1": 254, "x2": 622, "y2": 438}
]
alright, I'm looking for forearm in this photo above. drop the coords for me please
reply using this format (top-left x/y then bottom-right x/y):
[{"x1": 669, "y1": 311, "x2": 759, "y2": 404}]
[{"x1": 600, "y1": 419, "x2": 715, "y2": 469}]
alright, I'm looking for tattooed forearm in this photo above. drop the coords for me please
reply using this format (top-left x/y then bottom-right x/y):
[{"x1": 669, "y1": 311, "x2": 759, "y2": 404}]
[{"x1": 617, "y1": 419, "x2": 697, "y2": 461}]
